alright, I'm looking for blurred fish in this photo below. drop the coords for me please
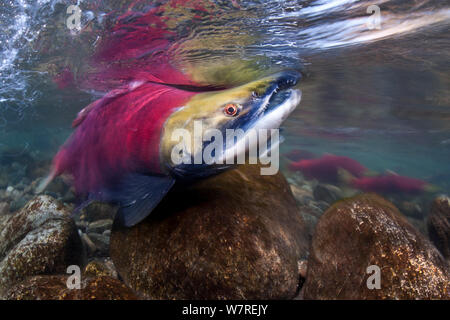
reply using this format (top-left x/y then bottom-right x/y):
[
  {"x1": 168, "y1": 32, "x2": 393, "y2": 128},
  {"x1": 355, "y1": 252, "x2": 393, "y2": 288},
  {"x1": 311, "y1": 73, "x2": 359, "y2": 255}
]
[{"x1": 288, "y1": 154, "x2": 368, "y2": 183}]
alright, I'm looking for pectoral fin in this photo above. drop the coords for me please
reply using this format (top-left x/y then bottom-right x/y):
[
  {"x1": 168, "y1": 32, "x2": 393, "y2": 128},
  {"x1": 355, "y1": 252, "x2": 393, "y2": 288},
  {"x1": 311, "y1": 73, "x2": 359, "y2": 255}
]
[{"x1": 110, "y1": 174, "x2": 175, "y2": 227}]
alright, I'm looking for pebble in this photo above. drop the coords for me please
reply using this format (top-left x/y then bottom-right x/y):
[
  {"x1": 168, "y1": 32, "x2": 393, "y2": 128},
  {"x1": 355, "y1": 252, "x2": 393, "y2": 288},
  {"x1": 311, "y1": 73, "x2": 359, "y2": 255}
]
[
  {"x1": 0, "y1": 202, "x2": 9, "y2": 216},
  {"x1": 87, "y1": 219, "x2": 113, "y2": 234}
]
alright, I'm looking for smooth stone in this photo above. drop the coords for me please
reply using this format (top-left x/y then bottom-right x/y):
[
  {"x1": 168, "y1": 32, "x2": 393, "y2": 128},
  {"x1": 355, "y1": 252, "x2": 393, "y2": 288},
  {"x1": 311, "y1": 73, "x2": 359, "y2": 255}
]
[
  {"x1": 76, "y1": 220, "x2": 88, "y2": 232},
  {"x1": 290, "y1": 184, "x2": 314, "y2": 205},
  {"x1": 407, "y1": 216, "x2": 427, "y2": 237},
  {"x1": 87, "y1": 219, "x2": 113, "y2": 234},
  {"x1": 44, "y1": 176, "x2": 70, "y2": 196},
  {"x1": 0, "y1": 195, "x2": 83, "y2": 296},
  {"x1": 110, "y1": 164, "x2": 309, "y2": 299},
  {"x1": 0, "y1": 202, "x2": 9, "y2": 215},
  {"x1": 427, "y1": 196, "x2": 450, "y2": 260},
  {"x1": 87, "y1": 233, "x2": 110, "y2": 257},
  {"x1": 4, "y1": 275, "x2": 138, "y2": 300},
  {"x1": 62, "y1": 189, "x2": 76, "y2": 203},
  {"x1": 80, "y1": 232, "x2": 97, "y2": 255},
  {"x1": 303, "y1": 193, "x2": 449, "y2": 300},
  {"x1": 0, "y1": 173, "x2": 7, "y2": 188},
  {"x1": 314, "y1": 200, "x2": 330, "y2": 211},
  {"x1": 398, "y1": 201, "x2": 423, "y2": 219},
  {"x1": 313, "y1": 184, "x2": 342, "y2": 204},
  {"x1": 84, "y1": 203, "x2": 118, "y2": 222}
]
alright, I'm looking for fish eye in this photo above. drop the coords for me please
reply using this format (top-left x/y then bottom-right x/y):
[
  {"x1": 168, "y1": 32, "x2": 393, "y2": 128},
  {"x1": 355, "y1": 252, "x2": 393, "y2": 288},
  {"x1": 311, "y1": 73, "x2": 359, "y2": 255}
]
[{"x1": 224, "y1": 103, "x2": 239, "y2": 117}]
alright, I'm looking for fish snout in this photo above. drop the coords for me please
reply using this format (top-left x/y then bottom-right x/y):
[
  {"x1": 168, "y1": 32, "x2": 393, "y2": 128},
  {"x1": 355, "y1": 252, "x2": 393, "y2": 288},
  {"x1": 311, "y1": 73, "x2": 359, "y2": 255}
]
[{"x1": 273, "y1": 70, "x2": 302, "y2": 91}]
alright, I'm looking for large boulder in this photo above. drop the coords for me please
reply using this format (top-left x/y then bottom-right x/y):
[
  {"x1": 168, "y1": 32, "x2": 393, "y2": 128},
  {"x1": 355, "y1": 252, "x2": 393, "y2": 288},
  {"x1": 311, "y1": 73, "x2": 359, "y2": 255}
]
[
  {"x1": 427, "y1": 196, "x2": 450, "y2": 260},
  {"x1": 303, "y1": 194, "x2": 449, "y2": 300},
  {"x1": 0, "y1": 195, "x2": 83, "y2": 296},
  {"x1": 110, "y1": 164, "x2": 309, "y2": 299}
]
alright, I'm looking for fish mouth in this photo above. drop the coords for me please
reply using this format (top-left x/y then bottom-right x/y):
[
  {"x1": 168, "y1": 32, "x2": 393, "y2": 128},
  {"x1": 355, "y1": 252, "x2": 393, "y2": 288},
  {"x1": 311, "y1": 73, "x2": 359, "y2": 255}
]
[
  {"x1": 254, "y1": 71, "x2": 302, "y2": 129},
  {"x1": 217, "y1": 71, "x2": 302, "y2": 165}
]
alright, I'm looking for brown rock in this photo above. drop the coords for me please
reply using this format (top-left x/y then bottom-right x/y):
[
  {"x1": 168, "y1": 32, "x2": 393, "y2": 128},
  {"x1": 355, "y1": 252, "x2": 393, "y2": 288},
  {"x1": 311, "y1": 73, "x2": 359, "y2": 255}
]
[
  {"x1": 303, "y1": 193, "x2": 449, "y2": 300},
  {"x1": 290, "y1": 184, "x2": 314, "y2": 205},
  {"x1": 83, "y1": 258, "x2": 118, "y2": 279},
  {"x1": 399, "y1": 201, "x2": 423, "y2": 219},
  {"x1": 427, "y1": 196, "x2": 450, "y2": 260},
  {"x1": 110, "y1": 164, "x2": 309, "y2": 299},
  {"x1": 87, "y1": 219, "x2": 113, "y2": 234},
  {"x1": 87, "y1": 233, "x2": 110, "y2": 257},
  {"x1": 84, "y1": 202, "x2": 118, "y2": 222},
  {"x1": 4, "y1": 275, "x2": 138, "y2": 300},
  {"x1": 0, "y1": 195, "x2": 83, "y2": 296}
]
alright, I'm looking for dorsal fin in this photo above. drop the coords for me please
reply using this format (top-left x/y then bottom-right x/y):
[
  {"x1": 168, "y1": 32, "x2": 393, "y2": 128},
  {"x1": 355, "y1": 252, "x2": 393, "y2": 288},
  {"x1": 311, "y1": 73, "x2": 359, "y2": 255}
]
[
  {"x1": 72, "y1": 101, "x2": 98, "y2": 128},
  {"x1": 72, "y1": 81, "x2": 146, "y2": 128}
]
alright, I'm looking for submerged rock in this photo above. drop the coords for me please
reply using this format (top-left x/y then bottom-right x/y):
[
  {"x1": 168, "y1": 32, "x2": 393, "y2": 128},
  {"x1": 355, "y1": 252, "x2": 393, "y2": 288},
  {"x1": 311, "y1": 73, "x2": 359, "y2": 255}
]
[
  {"x1": 0, "y1": 195, "x2": 83, "y2": 296},
  {"x1": 427, "y1": 196, "x2": 450, "y2": 260},
  {"x1": 290, "y1": 184, "x2": 314, "y2": 205},
  {"x1": 86, "y1": 219, "x2": 113, "y2": 234},
  {"x1": 110, "y1": 164, "x2": 309, "y2": 299},
  {"x1": 84, "y1": 203, "x2": 118, "y2": 222},
  {"x1": 4, "y1": 275, "x2": 137, "y2": 300},
  {"x1": 0, "y1": 202, "x2": 9, "y2": 215},
  {"x1": 87, "y1": 232, "x2": 110, "y2": 257},
  {"x1": 398, "y1": 200, "x2": 423, "y2": 219},
  {"x1": 313, "y1": 184, "x2": 342, "y2": 204},
  {"x1": 303, "y1": 193, "x2": 449, "y2": 300}
]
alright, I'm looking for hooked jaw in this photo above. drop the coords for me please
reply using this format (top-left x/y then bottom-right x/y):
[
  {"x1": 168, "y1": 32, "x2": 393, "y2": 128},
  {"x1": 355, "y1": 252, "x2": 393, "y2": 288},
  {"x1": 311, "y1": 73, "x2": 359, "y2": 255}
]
[
  {"x1": 251, "y1": 70, "x2": 302, "y2": 130},
  {"x1": 161, "y1": 70, "x2": 303, "y2": 178},
  {"x1": 219, "y1": 71, "x2": 302, "y2": 164}
]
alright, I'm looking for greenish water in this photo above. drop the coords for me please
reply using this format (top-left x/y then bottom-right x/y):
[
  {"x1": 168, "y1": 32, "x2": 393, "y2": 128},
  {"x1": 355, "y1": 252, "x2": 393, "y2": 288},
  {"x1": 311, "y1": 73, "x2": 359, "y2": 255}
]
[{"x1": 0, "y1": 0, "x2": 449, "y2": 210}]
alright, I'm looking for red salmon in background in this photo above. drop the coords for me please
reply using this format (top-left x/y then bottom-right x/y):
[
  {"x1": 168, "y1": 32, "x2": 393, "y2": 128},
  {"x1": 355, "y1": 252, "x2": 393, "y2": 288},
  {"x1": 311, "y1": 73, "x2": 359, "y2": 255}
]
[
  {"x1": 288, "y1": 154, "x2": 368, "y2": 183},
  {"x1": 351, "y1": 174, "x2": 429, "y2": 195}
]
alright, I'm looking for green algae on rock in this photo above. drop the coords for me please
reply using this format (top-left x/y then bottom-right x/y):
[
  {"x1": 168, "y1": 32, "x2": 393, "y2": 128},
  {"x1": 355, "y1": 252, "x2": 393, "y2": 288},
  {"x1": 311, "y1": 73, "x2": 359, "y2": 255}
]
[
  {"x1": 303, "y1": 193, "x2": 449, "y2": 300},
  {"x1": 110, "y1": 164, "x2": 309, "y2": 299},
  {"x1": 427, "y1": 196, "x2": 450, "y2": 260},
  {"x1": 0, "y1": 195, "x2": 83, "y2": 297}
]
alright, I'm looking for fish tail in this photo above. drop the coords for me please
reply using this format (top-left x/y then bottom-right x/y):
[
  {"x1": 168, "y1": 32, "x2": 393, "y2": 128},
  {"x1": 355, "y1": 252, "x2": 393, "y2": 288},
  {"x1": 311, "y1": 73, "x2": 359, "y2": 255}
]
[
  {"x1": 35, "y1": 167, "x2": 57, "y2": 194},
  {"x1": 424, "y1": 184, "x2": 440, "y2": 193},
  {"x1": 337, "y1": 168, "x2": 356, "y2": 185},
  {"x1": 35, "y1": 149, "x2": 67, "y2": 194}
]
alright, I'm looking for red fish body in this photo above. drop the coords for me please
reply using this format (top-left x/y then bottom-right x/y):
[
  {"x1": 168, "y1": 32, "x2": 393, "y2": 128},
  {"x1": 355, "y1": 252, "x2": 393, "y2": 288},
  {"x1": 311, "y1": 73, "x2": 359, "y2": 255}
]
[
  {"x1": 52, "y1": 82, "x2": 196, "y2": 197},
  {"x1": 351, "y1": 175, "x2": 427, "y2": 195},
  {"x1": 288, "y1": 154, "x2": 367, "y2": 183}
]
